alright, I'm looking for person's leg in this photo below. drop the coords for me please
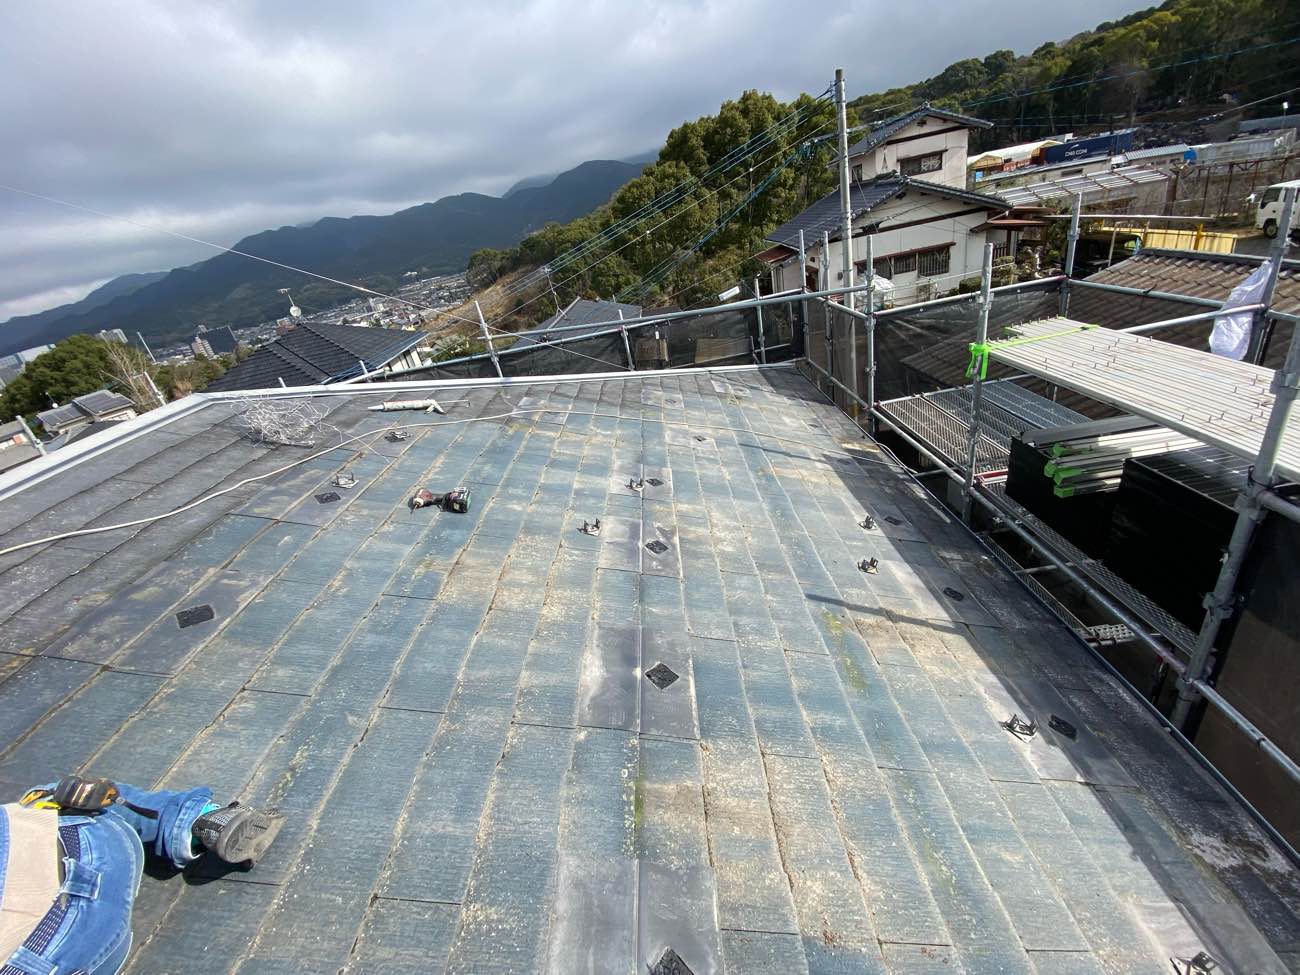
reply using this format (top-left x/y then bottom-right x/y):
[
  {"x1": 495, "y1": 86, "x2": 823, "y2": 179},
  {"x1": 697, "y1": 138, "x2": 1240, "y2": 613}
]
[
  {"x1": 100, "y1": 781, "x2": 215, "y2": 869},
  {"x1": 107, "y1": 781, "x2": 284, "y2": 868},
  {"x1": 4, "y1": 816, "x2": 142, "y2": 975}
]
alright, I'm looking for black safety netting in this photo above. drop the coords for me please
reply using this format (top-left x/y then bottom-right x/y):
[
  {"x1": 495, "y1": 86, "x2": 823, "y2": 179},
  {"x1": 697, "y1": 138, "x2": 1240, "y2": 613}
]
[
  {"x1": 393, "y1": 304, "x2": 798, "y2": 382},
  {"x1": 803, "y1": 280, "x2": 1064, "y2": 417}
]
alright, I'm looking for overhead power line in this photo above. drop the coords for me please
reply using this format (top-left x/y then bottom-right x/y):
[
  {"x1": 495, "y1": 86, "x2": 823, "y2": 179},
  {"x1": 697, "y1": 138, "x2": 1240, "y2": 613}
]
[{"x1": 504, "y1": 87, "x2": 835, "y2": 296}]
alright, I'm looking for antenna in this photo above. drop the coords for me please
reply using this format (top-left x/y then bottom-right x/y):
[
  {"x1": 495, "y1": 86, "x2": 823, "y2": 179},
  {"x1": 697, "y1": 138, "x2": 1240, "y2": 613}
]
[{"x1": 279, "y1": 288, "x2": 302, "y2": 318}]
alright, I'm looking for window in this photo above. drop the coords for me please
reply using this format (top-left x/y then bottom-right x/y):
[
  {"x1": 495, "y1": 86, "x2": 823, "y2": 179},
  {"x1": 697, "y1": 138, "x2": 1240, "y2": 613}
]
[
  {"x1": 899, "y1": 151, "x2": 943, "y2": 177},
  {"x1": 852, "y1": 164, "x2": 863, "y2": 182},
  {"x1": 1261, "y1": 187, "x2": 1282, "y2": 206},
  {"x1": 917, "y1": 247, "x2": 951, "y2": 277},
  {"x1": 893, "y1": 253, "x2": 918, "y2": 275}
]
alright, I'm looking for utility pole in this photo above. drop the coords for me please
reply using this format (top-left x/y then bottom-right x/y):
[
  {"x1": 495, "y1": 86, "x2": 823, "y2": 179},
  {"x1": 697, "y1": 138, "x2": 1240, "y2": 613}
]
[{"x1": 835, "y1": 68, "x2": 856, "y2": 311}]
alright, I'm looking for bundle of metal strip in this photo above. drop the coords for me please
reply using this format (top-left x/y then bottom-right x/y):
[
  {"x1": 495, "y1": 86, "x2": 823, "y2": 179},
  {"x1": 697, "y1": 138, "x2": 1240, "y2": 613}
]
[
  {"x1": 986, "y1": 317, "x2": 1300, "y2": 481},
  {"x1": 1044, "y1": 428, "x2": 1201, "y2": 497}
]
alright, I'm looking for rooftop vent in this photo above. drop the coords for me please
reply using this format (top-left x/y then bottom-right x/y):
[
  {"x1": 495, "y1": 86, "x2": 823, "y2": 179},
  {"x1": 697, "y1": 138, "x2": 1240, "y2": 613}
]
[
  {"x1": 646, "y1": 539, "x2": 669, "y2": 555},
  {"x1": 315, "y1": 491, "x2": 341, "y2": 504},
  {"x1": 176, "y1": 604, "x2": 215, "y2": 629},
  {"x1": 645, "y1": 663, "x2": 679, "y2": 690},
  {"x1": 649, "y1": 948, "x2": 694, "y2": 975}
]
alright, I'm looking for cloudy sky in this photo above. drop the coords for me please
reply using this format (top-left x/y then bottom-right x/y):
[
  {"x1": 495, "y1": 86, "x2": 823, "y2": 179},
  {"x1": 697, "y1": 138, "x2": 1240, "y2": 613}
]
[{"x1": 0, "y1": 0, "x2": 1146, "y2": 322}]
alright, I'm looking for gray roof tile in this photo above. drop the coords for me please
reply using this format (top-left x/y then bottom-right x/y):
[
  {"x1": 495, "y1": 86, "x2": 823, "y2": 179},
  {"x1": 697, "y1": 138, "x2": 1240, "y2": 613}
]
[
  {"x1": 767, "y1": 174, "x2": 1007, "y2": 248},
  {"x1": 847, "y1": 102, "x2": 992, "y2": 158},
  {"x1": 0, "y1": 367, "x2": 1295, "y2": 973},
  {"x1": 205, "y1": 321, "x2": 425, "y2": 391}
]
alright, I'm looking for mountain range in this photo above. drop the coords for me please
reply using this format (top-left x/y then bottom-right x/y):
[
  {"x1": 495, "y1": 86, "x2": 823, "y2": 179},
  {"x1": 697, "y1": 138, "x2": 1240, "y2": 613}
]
[{"x1": 0, "y1": 157, "x2": 648, "y2": 355}]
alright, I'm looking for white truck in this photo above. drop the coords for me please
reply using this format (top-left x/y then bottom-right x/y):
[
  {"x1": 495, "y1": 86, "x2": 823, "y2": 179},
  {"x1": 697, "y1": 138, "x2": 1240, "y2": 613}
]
[{"x1": 1256, "y1": 178, "x2": 1300, "y2": 238}]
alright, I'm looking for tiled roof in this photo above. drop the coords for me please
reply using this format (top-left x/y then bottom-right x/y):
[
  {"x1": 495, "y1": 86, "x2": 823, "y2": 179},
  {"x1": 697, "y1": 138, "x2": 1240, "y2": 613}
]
[
  {"x1": 513, "y1": 298, "x2": 643, "y2": 349},
  {"x1": 1078, "y1": 248, "x2": 1300, "y2": 315},
  {"x1": 205, "y1": 321, "x2": 425, "y2": 391},
  {"x1": 847, "y1": 103, "x2": 992, "y2": 157},
  {"x1": 0, "y1": 367, "x2": 1296, "y2": 972},
  {"x1": 766, "y1": 175, "x2": 1007, "y2": 248}
]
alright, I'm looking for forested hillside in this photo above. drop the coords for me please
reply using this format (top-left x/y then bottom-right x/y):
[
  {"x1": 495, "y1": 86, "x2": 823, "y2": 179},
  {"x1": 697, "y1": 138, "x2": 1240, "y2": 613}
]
[
  {"x1": 850, "y1": 0, "x2": 1299, "y2": 149},
  {"x1": 469, "y1": 0, "x2": 1299, "y2": 327}
]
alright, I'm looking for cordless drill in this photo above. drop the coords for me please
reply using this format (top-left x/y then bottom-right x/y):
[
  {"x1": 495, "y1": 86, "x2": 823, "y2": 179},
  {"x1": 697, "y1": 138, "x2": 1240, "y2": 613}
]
[{"x1": 410, "y1": 487, "x2": 472, "y2": 513}]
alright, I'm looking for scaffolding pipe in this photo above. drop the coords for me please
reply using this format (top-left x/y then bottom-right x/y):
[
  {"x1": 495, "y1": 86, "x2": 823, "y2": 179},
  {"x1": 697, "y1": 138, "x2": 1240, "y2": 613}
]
[
  {"x1": 870, "y1": 403, "x2": 1300, "y2": 789},
  {"x1": 1120, "y1": 304, "x2": 1265, "y2": 334},
  {"x1": 1059, "y1": 193, "x2": 1082, "y2": 317},
  {"x1": 1173, "y1": 191, "x2": 1299, "y2": 730},
  {"x1": 962, "y1": 243, "x2": 996, "y2": 521},
  {"x1": 1259, "y1": 488, "x2": 1300, "y2": 525},
  {"x1": 1070, "y1": 278, "x2": 1224, "y2": 309},
  {"x1": 798, "y1": 229, "x2": 809, "y2": 356},
  {"x1": 617, "y1": 310, "x2": 635, "y2": 370},
  {"x1": 1252, "y1": 190, "x2": 1297, "y2": 364},
  {"x1": 873, "y1": 275, "x2": 1065, "y2": 319},
  {"x1": 863, "y1": 234, "x2": 875, "y2": 423},
  {"x1": 474, "y1": 300, "x2": 503, "y2": 378},
  {"x1": 754, "y1": 277, "x2": 767, "y2": 364},
  {"x1": 803, "y1": 355, "x2": 871, "y2": 417},
  {"x1": 822, "y1": 231, "x2": 833, "y2": 390}
]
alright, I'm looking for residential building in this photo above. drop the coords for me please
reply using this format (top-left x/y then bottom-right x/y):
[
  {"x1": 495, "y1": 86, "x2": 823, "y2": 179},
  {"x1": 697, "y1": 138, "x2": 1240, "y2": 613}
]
[
  {"x1": 760, "y1": 173, "x2": 1016, "y2": 304},
  {"x1": 34, "y1": 389, "x2": 137, "y2": 436},
  {"x1": 0, "y1": 364, "x2": 1294, "y2": 972},
  {"x1": 203, "y1": 321, "x2": 427, "y2": 391},
  {"x1": 0, "y1": 418, "x2": 42, "y2": 473},
  {"x1": 96, "y1": 328, "x2": 129, "y2": 344},
  {"x1": 191, "y1": 324, "x2": 241, "y2": 359},
  {"x1": 845, "y1": 103, "x2": 992, "y2": 189}
]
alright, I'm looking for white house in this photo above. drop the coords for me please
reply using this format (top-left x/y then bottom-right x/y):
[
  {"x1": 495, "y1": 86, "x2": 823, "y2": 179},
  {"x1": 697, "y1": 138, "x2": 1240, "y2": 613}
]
[
  {"x1": 846, "y1": 103, "x2": 992, "y2": 189},
  {"x1": 761, "y1": 174, "x2": 1015, "y2": 305},
  {"x1": 759, "y1": 105, "x2": 1019, "y2": 305}
]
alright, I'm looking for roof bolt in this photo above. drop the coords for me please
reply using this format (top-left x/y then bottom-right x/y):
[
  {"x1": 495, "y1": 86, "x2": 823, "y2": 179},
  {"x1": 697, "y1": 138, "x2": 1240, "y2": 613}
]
[
  {"x1": 580, "y1": 518, "x2": 602, "y2": 536},
  {"x1": 858, "y1": 557, "x2": 879, "y2": 574},
  {"x1": 859, "y1": 514, "x2": 876, "y2": 530},
  {"x1": 628, "y1": 476, "x2": 644, "y2": 491},
  {"x1": 333, "y1": 470, "x2": 356, "y2": 489}
]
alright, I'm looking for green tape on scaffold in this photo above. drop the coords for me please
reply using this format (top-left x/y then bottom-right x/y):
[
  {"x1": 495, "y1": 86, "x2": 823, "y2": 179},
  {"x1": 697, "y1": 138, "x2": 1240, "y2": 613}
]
[{"x1": 965, "y1": 323, "x2": 1099, "y2": 380}]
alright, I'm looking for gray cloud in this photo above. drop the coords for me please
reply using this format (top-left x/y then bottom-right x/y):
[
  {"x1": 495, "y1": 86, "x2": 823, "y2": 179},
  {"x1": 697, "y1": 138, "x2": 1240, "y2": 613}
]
[{"x1": 0, "y1": 0, "x2": 1145, "y2": 322}]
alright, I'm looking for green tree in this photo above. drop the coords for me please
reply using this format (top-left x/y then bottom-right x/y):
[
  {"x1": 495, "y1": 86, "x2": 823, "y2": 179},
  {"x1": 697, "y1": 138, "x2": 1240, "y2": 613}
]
[{"x1": 0, "y1": 335, "x2": 121, "y2": 424}]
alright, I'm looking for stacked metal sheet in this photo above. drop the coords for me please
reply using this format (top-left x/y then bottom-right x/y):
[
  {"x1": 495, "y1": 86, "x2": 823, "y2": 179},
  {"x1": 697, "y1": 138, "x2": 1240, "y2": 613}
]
[
  {"x1": 987, "y1": 317, "x2": 1300, "y2": 480},
  {"x1": 1043, "y1": 427, "x2": 1200, "y2": 497}
]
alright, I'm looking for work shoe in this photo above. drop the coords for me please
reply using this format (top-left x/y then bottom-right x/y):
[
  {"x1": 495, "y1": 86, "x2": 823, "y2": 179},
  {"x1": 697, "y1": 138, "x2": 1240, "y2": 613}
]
[{"x1": 192, "y1": 802, "x2": 283, "y2": 864}]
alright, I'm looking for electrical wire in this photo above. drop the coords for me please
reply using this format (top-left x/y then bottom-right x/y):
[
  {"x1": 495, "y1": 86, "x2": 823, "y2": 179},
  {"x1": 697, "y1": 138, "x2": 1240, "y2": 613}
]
[
  {"x1": 0, "y1": 183, "x2": 489, "y2": 333},
  {"x1": 504, "y1": 88, "x2": 835, "y2": 295},
  {"x1": 0, "y1": 398, "x2": 906, "y2": 558},
  {"x1": 482, "y1": 118, "x2": 838, "y2": 330}
]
